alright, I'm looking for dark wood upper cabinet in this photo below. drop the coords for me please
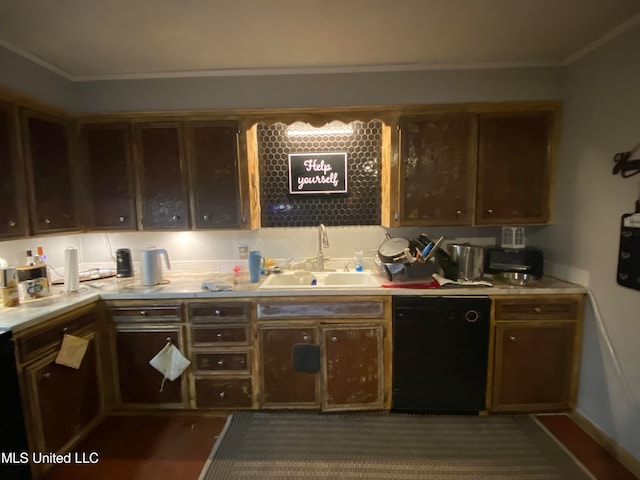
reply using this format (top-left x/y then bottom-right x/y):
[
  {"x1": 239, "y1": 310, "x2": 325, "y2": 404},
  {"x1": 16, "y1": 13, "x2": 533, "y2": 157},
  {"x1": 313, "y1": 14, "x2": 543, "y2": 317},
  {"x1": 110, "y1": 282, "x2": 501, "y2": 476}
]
[
  {"x1": 476, "y1": 111, "x2": 553, "y2": 225},
  {"x1": 398, "y1": 114, "x2": 476, "y2": 226},
  {"x1": 134, "y1": 123, "x2": 190, "y2": 230},
  {"x1": 21, "y1": 109, "x2": 79, "y2": 234},
  {"x1": 0, "y1": 101, "x2": 27, "y2": 238},
  {"x1": 82, "y1": 123, "x2": 137, "y2": 230},
  {"x1": 186, "y1": 121, "x2": 242, "y2": 228}
]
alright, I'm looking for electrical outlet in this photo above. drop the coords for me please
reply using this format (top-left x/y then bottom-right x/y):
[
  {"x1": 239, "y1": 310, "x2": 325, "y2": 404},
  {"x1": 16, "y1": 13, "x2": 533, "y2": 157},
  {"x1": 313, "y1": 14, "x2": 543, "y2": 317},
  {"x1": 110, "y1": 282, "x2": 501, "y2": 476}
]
[{"x1": 237, "y1": 244, "x2": 248, "y2": 259}]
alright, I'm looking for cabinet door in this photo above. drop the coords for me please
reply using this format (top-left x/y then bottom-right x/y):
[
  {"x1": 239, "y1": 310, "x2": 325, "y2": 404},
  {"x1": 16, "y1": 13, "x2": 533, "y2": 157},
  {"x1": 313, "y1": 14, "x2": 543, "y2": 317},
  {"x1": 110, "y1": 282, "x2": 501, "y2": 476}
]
[
  {"x1": 492, "y1": 322, "x2": 576, "y2": 412},
  {"x1": 82, "y1": 123, "x2": 137, "y2": 230},
  {"x1": 0, "y1": 101, "x2": 27, "y2": 238},
  {"x1": 21, "y1": 109, "x2": 79, "y2": 234},
  {"x1": 322, "y1": 324, "x2": 384, "y2": 411},
  {"x1": 399, "y1": 114, "x2": 475, "y2": 225},
  {"x1": 25, "y1": 332, "x2": 101, "y2": 453},
  {"x1": 134, "y1": 123, "x2": 189, "y2": 229},
  {"x1": 259, "y1": 325, "x2": 319, "y2": 407},
  {"x1": 187, "y1": 122, "x2": 242, "y2": 228},
  {"x1": 476, "y1": 111, "x2": 553, "y2": 224},
  {"x1": 114, "y1": 326, "x2": 186, "y2": 406}
]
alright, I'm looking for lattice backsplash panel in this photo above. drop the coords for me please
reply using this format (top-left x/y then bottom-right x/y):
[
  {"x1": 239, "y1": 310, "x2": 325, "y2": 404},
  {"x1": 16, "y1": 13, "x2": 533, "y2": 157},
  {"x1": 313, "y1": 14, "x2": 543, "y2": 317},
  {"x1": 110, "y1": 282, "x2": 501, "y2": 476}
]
[{"x1": 258, "y1": 120, "x2": 382, "y2": 227}]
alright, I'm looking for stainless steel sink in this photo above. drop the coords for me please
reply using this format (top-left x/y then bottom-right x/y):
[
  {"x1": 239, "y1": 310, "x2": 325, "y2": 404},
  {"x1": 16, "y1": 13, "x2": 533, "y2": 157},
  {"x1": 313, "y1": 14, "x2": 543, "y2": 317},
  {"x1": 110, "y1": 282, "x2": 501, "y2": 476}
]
[{"x1": 258, "y1": 271, "x2": 381, "y2": 290}]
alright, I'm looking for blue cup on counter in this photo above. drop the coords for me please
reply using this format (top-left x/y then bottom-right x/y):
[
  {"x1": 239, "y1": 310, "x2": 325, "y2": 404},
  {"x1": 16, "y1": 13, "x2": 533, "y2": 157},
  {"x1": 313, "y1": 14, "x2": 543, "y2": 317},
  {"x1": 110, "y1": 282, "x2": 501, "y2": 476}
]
[{"x1": 248, "y1": 250, "x2": 265, "y2": 283}]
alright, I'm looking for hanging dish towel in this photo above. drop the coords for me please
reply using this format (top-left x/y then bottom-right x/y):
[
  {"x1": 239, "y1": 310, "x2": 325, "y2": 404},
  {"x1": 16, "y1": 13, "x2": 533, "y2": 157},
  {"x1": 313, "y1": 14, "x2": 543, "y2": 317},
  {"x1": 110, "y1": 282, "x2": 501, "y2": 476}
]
[
  {"x1": 149, "y1": 340, "x2": 191, "y2": 391},
  {"x1": 55, "y1": 334, "x2": 89, "y2": 369}
]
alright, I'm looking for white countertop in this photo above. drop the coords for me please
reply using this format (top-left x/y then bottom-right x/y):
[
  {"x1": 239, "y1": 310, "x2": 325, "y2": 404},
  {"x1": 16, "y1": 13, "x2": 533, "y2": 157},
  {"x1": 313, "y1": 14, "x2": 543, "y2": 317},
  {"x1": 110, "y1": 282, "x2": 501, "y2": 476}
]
[{"x1": 0, "y1": 271, "x2": 586, "y2": 334}]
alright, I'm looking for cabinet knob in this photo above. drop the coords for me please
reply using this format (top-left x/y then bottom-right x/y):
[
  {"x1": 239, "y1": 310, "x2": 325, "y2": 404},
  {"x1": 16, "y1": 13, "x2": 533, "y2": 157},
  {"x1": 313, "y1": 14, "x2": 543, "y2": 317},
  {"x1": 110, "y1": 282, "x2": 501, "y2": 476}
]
[
  {"x1": 214, "y1": 309, "x2": 222, "y2": 316},
  {"x1": 533, "y1": 307, "x2": 542, "y2": 313},
  {"x1": 203, "y1": 214, "x2": 210, "y2": 220},
  {"x1": 217, "y1": 360, "x2": 225, "y2": 367},
  {"x1": 216, "y1": 333, "x2": 223, "y2": 339},
  {"x1": 394, "y1": 212, "x2": 399, "y2": 221},
  {"x1": 456, "y1": 210, "x2": 463, "y2": 216},
  {"x1": 331, "y1": 336, "x2": 338, "y2": 342},
  {"x1": 8, "y1": 220, "x2": 16, "y2": 227},
  {"x1": 119, "y1": 216, "x2": 126, "y2": 222},
  {"x1": 620, "y1": 252, "x2": 631, "y2": 260},
  {"x1": 166, "y1": 337, "x2": 172, "y2": 343},
  {"x1": 172, "y1": 215, "x2": 180, "y2": 221},
  {"x1": 140, "y1": 310, "x2": 147, "y2": 316},
  {"x1": 486, "y1": 209, "x2": 494, "y2": 215},
  {"x1": 43, "y1": 218, "x2": 51, "y2": 224},
  {"x1": 302, "y1": 334, "x2": 310, "y2": 342},
  {"x1": 509, "y1": 336, "x2": 517, "y2": 342},
  {"x1": 43, "y1": 372, "x2": 51, "y2": 379},
  {"x1": 219, "y1": 391, "x2": 226, "y2": 398}
]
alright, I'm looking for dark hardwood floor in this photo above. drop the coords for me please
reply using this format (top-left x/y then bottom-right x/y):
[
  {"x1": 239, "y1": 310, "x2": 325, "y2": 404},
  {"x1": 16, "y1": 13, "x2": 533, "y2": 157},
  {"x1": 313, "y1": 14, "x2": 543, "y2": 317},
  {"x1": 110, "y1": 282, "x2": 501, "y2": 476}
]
[{"x1": 41, "y1": 413, "x2": 637, "y2": 480}]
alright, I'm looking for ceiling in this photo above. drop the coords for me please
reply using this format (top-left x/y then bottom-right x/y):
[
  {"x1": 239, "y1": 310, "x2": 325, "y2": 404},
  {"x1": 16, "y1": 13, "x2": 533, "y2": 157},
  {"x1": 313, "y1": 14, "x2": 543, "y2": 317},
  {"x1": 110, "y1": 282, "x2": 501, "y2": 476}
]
[{"x1": 0, "y1": 0, "x2": 639, "y2": 81}]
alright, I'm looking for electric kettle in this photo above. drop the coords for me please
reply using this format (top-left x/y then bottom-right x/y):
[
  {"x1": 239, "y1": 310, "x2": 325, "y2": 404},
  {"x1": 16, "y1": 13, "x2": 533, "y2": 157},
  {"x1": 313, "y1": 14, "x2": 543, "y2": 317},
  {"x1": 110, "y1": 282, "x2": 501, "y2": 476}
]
[{"x1": 140, "y1": 247, "x2": 171, "y2": 286}]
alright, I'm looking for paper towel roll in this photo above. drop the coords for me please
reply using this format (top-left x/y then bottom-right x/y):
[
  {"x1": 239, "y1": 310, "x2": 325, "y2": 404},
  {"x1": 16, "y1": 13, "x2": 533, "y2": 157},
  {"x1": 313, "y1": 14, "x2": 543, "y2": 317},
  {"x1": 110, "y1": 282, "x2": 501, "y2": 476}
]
[{"x1": 64, "y1": 246, "x2": 79, "y2": 292}]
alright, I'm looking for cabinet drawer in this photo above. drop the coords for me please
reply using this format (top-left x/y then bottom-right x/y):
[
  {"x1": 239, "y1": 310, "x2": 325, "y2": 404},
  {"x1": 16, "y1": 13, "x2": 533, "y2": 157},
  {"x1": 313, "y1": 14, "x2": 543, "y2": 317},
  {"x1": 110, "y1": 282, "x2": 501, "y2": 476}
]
[
  {"x1": 257, "y1": 300, "x2": 385, "y2": 320},
  {"x1": 191, "y1": 325, "x2": 249, "y2": 346},
  {"x1": 107, "y1": 304, "x2": 183, "y2": 322},
  {"x1": 188, "y1": 302, "x2": 250, "y2": 323},
  {"x1": 494, "y1": 297, "x2": 580, "y2": 321},
  {"x1": 17, "y1": 306, "x2": 96, "y2": 363},
  {"x1": 195, "y1": 378, "x2": 252, "y2": 408},
  {"x1": 193, "y1": 351, "x2": 250, "y2": 373}
]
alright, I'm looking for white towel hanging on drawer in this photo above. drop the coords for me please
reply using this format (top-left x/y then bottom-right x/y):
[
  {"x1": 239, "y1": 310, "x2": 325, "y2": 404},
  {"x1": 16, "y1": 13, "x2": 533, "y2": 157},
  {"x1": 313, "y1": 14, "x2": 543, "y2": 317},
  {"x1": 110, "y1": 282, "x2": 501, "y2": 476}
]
[{"x1": 149, "y1": 340, "x2": 190, "y2": 391}]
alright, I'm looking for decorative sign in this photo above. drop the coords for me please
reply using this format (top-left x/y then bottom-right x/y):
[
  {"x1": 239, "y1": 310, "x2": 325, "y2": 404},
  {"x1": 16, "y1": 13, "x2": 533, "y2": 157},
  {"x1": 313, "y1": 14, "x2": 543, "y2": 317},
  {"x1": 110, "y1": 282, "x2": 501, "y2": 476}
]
[{"x1": 288, "y1": 153, "x2": 348, "y2": 194}]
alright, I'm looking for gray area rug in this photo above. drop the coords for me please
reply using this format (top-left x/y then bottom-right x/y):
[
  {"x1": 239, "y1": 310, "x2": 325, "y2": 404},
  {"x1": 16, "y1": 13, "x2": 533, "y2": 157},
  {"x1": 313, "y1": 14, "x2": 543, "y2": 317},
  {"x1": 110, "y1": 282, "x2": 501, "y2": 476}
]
[{"x1": 200, "y1": 411, "x2": 593, "y2": 480}]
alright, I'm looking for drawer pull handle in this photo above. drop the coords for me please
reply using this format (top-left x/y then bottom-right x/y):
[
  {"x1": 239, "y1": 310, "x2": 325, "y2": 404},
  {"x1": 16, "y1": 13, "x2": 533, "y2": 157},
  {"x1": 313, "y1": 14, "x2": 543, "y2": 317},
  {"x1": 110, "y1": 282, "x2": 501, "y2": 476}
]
[
  {"x1": 533, "y1": 307, "x2": 542, "y2": 313},
  {"x1": 217, "y1": 360, "x2": 225, "y2": 366},
  {"x1": 302, "y1": 334, "x2": 310, "y2": 342},
  {"x1": 214, "y1": 310, "x2": 222, "y2": 316},
  {"x1": 119, "y1": 216, "x2": 126, "y2": 222},
  {"x1": 42, "y1": 372, "x2": 51, "y2": 379},
  {"x1": 140, "y1": 310, "x2": 147, "y2": 316},
  {"x1": 509, "y1": 336, "x2": 517, "y2": 342},
  {"x1": 331, "y1": 336, "x2": 338, "y2": 342},
  {"x1": 219, "y1": 391, "x2": 226, "y2": 398},
  {"x1": 216, "y1": 333, "x2": 223, "y2": 339},
  {"x1": 8, "y1": 220, "x2": 16, "y2": 227},
  {"x1": 487, "y1": 209, "x2": 494, "y2": 215},
  {"x1": 62, "y1": 327, "x2": 68, "y2": 334}
]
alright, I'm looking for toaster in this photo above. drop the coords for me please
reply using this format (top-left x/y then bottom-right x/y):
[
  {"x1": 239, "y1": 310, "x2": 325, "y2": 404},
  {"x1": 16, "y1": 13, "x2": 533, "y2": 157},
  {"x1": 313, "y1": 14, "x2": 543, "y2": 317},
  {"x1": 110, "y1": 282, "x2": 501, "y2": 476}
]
[{"x1": 484, "y1": 247, "x2": 544, "y2": 278}]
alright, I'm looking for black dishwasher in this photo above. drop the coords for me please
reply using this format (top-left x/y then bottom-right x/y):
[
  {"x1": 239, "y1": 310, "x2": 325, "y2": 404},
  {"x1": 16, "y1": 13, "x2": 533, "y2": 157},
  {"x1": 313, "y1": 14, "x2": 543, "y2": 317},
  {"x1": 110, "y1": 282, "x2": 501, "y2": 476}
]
[{"x1": 392, "y1": 296, "x2": 491, "y2": 414}]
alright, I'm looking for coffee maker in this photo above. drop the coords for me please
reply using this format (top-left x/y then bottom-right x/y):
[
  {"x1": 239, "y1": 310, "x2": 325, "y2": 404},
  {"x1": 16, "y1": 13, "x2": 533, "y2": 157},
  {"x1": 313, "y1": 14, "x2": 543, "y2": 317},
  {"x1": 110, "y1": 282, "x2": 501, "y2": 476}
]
[{"x1": 116, "y1": 248, "x2": 134, "y2": 278}]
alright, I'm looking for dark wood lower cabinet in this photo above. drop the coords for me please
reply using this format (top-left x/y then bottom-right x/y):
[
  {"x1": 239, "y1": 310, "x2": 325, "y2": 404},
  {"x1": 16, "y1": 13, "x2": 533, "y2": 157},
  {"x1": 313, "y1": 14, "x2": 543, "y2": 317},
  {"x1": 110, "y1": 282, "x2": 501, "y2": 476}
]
[
  {"x1": 259, "y1": 322, "x2": 385, "y2": 411},
  {"x1": 322, "y1": 325, "x2": 384, "y2": 411},
  {"x1": 114, "y1": 327, "x2": 185, "y2": 406},
  {"x1": 24, "y1": 332, "x2": 101, "y2": 453},
  {"x1": 194, "y1": 378, "x2": 252, "y2": 408},
  {"x1": 260, "y1": 325, "x2": 319, "y2": 407},
  {"x1": 492, "y1": 322, "x2": 576, "y2": 412}
]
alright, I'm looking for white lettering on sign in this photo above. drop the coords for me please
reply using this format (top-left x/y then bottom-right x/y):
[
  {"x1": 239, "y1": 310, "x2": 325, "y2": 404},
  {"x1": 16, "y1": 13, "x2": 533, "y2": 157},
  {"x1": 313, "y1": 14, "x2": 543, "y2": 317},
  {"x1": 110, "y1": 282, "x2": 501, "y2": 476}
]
[
  {"x1": 297, "y1": 172, "x2": 340, "y2": 189},
  {"x1": 303, "y1": 159, "x2": 333, "y2": 175}
]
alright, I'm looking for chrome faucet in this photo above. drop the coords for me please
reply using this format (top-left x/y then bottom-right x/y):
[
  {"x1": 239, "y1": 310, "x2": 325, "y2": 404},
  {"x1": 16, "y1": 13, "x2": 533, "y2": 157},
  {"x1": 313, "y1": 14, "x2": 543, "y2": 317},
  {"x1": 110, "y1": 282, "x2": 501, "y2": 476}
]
[{"x1": 317, "y1": 223, "x2": 330, "y2": 271}]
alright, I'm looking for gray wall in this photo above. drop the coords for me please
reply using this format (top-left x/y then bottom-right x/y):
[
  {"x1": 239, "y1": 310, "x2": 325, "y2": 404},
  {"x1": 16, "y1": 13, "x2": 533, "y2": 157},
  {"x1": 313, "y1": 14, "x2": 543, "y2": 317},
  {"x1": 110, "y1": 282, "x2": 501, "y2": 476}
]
[
  {"x1": 531, "y1": 23, "x2": 640, "y2": 461},
  {"x1": 0, "y1": 45, "x2": 74, "y2": 110},
  {"x1": 71, "y1": 67, "x2": 561, "y2": 113}
]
